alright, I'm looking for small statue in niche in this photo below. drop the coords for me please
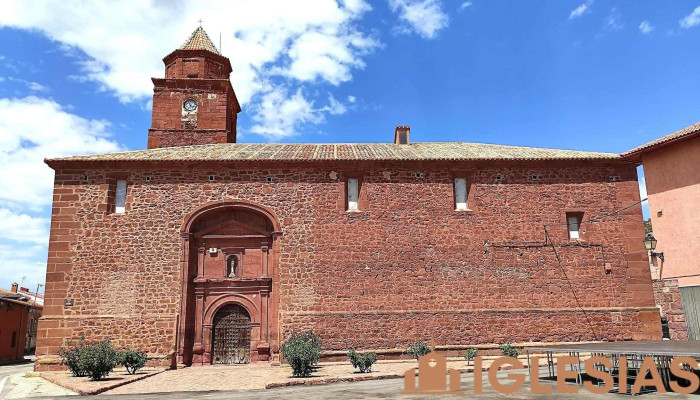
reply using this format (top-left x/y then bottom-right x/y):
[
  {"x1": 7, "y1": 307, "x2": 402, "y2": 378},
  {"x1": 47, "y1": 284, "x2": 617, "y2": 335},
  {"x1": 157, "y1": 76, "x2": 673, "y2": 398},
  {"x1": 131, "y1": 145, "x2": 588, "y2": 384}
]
[{"x1": 228, "y1": 255, "x2": 238, "y2": 278}]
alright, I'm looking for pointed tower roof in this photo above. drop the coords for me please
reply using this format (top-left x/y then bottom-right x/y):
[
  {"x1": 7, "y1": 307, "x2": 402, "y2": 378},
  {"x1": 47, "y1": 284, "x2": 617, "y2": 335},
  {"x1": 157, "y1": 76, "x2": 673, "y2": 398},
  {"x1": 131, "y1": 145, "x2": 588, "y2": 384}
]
[{"x1": 180, "y1": 26, "x2": 220, "y2": 55}]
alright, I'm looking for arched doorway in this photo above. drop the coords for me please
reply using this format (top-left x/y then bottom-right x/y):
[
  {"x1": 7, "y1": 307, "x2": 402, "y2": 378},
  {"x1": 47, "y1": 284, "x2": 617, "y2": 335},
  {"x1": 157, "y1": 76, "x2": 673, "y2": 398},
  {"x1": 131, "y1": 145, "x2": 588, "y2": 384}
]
[
  {"x1": 212, "y1": 304, "x2": 252, "y2": 364},
  {"x1": 178, "y1": 200, "x2": 282, "y2": 366}
]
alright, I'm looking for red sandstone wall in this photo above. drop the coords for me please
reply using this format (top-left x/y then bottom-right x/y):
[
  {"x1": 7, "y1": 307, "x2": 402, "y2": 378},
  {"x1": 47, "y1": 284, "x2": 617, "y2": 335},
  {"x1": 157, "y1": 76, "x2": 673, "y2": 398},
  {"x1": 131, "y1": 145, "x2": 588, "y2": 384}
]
[
  {"x1": 652, "y1": 278, "x2": 688, "y2": 340},
  {"x1": 147, "y1": 80, "x2": 237, "y2": 148},
  {"x1": 36, "y1": 161, "x2": 660, "y2": 367}
]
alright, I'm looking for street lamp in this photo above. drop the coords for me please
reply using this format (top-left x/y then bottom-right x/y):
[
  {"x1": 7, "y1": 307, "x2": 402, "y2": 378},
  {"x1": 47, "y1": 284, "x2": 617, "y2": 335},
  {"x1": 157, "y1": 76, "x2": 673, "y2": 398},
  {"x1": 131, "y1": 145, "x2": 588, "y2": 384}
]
[{"x1": 643, "y1": 233, "x2": 664, "y2": 261}]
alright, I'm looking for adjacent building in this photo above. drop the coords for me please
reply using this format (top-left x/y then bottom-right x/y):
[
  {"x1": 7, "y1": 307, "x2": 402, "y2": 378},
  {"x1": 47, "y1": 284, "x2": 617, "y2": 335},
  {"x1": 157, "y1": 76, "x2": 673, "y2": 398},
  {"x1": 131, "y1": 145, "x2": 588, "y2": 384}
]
[
  {"x1": 35, "y1": 27, "x2": 660, "y2": 369},
  {"x1": 0, "y1": 283, "x2": 43, "y2": 362},
  {"x1": 622, "y1": 122, "x2": 700, "y2": 340}
]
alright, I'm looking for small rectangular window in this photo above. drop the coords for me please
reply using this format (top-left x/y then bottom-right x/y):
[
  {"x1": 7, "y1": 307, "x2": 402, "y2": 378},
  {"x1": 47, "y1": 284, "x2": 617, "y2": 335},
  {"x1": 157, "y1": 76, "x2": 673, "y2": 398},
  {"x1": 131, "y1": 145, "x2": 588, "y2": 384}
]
[
  {"x1": 567, "y1": 213, "x2": 582, "y2": 240},
  {"x1": 115, "y1": 180, "x2": 127, "y2": 214},
  {"x1": 454, "y1": 178, "x2": 468, "y2": 211},
  {"x1": 347, "y1": 178, "x2": 359, "y2": 211},
  {"x1": 11, "y1": 331, "x2": 17, "y2": 348}
]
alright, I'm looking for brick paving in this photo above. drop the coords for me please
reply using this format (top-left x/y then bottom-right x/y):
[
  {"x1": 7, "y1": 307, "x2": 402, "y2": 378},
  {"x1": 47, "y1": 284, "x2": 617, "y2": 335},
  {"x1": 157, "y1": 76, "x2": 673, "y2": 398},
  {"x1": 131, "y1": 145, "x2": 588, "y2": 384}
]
[
  {"x1": 105, "y1": 356, "x2": 549, "y2": 395},
  {"x1": 40, "y1": 368, "x2": 166, "y2": 395}
]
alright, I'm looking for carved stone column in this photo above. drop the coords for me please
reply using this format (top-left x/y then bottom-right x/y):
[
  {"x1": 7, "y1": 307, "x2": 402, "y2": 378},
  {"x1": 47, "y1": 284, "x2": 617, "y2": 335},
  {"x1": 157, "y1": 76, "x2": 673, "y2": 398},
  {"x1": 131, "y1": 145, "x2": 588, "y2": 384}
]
[
  {"x1": 202, "y1": 323, "x2": 213, "y2": 364},
  {"x1": 257, "y1": 288, "x2": 271, "y2": 361},
  {"x1": 261, "y1": 245, "x2": 269, "y2": 277},
  {"x1": 193, "y1": 292, "x2": 205, "y2": 363},
  {"x1": 197, "y1": 247, "x2": 206, "y2": 278},
  {"x1": 177, "y1": 232, "x2": 192, "y2": 366}
]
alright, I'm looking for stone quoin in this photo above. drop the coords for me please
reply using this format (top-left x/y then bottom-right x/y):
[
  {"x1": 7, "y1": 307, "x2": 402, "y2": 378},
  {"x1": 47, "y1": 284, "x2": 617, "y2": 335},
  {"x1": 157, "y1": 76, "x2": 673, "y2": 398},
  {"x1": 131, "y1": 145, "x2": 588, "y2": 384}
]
[{"x1": 35, "y1": 27, "x2": 660, "y2": 370}]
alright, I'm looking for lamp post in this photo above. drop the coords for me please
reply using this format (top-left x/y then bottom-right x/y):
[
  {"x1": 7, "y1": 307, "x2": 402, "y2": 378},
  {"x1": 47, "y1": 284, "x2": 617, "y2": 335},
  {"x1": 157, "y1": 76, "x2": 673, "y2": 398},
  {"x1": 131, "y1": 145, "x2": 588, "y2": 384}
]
[{"x1": 643, "y1": 233, "x2": 664, "y2": 262}]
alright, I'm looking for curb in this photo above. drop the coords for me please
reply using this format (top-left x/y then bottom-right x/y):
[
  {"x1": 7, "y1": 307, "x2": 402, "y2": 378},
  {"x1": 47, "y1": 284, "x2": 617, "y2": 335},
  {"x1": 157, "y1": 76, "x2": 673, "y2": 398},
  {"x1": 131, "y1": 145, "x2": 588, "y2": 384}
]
[
  {"x1": 264, "y1": 359, "x2": 557, "y2": 390},
  {"x1": 40, "y1": 369, "x2": 166, "y2": 395},
  {"x1": 265, "y1": 373, "x2": 403, "y2": 389}
]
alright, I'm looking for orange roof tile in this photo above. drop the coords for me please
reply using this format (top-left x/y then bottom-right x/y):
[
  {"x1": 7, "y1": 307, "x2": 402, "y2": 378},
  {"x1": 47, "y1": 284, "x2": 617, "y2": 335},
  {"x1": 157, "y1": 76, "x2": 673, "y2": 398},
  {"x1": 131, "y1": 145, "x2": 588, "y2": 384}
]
[
  {"x1": 622, "y1": 121, "x2": 700, "y2": 159},
  {"x1": 179, "y1": 26, "x2": 220, "y2": 55},
  {"x1": 46, "y1": 142, "x2": 619, "y2": 164}
]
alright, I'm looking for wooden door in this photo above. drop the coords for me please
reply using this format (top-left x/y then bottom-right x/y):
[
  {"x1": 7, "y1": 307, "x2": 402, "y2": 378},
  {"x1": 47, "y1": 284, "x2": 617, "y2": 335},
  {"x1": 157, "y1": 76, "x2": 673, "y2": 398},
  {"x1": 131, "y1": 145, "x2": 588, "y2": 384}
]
[{"x1": 212, "y1": 304, "x2": 252, "y2": 364}]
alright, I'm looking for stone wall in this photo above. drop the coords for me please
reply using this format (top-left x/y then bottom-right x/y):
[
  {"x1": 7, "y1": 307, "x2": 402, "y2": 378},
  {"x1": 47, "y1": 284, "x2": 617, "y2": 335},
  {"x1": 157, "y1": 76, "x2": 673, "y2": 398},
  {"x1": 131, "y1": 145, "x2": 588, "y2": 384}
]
[
  {"x1": 652, "y1": 278, "x2": 688, "y2": 340},
  {"x1": 35, "y1": 160, "x2": 660, "y2": 368},
  {"x1": 147, "y1": 79, "x2": 237, "y2": 149}
]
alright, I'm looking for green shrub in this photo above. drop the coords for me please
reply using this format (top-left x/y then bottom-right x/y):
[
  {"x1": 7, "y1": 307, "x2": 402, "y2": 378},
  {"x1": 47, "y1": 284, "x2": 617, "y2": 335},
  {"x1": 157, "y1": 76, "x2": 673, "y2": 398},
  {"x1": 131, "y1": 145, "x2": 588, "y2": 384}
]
[
  {"x1": 406, "y1": 342, "x2": 431, "y2": 360},
  {"x1": 59, "y1": 337, "x2": 88, "y2": 377},
  {"x1": 347, "y1": 349, "x2": 378, "y2": 373},
  {"x1": 120, "y1": 350, "x2": 148, "y2": 374},
  {"x1": 500, "y1": 343, "x2": 519, "y2": 358},
  {"x1": 281, "y1": 331, "x2": 322, "y2": 378},
  {"x1": 81, "y1": 340, "x2": 120, "y2": 381},
  {"x1": 464, "y1": 348, "x2": 478, "y2": 363}
]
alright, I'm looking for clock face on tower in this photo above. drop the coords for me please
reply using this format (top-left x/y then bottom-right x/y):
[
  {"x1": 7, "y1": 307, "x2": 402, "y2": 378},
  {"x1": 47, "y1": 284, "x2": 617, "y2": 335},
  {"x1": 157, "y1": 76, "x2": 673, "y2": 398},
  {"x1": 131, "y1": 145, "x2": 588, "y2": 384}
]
[{"x1": 183, "y1": 98, "x2": 197, "y2": 112}]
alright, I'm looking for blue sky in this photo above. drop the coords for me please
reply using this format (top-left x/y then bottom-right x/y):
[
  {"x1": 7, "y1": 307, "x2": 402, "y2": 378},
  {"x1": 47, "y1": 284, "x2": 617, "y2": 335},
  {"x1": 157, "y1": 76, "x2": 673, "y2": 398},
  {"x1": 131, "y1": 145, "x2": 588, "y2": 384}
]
[{"x1": 1, "y1": 1, "x2": 699, "y2": 291}]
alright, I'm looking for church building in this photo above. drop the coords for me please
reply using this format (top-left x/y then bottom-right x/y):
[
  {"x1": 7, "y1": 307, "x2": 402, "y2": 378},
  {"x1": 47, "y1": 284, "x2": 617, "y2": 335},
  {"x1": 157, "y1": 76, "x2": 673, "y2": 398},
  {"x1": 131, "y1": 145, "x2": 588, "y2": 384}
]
[{"x1": 36, "y1": 27, "x2": 660, "y2": 369}]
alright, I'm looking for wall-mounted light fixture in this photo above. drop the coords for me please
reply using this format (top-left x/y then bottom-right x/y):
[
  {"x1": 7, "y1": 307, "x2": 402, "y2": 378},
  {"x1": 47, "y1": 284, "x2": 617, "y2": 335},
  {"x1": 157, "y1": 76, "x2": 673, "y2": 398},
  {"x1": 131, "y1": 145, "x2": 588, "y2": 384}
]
[{"x1": 643, "y1": 233, "x2": 664, "y2": 262}]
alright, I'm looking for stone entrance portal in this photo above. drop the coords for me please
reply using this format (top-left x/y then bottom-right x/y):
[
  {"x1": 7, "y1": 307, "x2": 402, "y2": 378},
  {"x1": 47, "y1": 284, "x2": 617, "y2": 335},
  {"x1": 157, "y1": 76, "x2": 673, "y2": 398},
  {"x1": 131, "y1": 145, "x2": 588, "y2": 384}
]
[
  {"x1": 212, "y1": 304, "x2": 252, "y2": 364},
  {"x1": 178, "y1": 201, "x2": 282, "y2": 366}
]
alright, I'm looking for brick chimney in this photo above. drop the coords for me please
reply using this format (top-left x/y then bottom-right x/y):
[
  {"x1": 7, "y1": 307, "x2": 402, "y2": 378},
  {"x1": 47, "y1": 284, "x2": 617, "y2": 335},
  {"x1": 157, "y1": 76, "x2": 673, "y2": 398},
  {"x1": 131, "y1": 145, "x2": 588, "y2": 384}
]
[
  {"x1": 11, "y1": 282, "x2": 18, "y2": 293},
  {"x1": 394, "y1": 126, "x2": 410, "y2": 144},
  {"x1": 20, "y1": 287, "x2": 29, "y2": 293}
]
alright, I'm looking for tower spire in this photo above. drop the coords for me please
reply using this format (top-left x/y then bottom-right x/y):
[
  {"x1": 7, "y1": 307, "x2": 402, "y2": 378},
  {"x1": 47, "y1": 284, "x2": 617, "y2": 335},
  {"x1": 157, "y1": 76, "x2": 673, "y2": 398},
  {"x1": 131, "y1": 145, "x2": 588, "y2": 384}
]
[{"x1": 180, "y1": 26, "x2": 220, "y2": 55}]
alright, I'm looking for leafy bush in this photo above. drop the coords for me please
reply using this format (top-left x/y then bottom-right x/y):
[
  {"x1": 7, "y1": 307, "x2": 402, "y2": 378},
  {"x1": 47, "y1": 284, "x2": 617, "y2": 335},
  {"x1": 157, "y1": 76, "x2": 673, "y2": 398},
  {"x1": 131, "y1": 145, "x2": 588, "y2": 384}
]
[
  {"x1": 281, "y1": 331, "x2": 322, "y2": 378},
  {"x1": 80, "y1": 340, "x2": 120, "y2": 380},
  {"x1": 500, "y1": 343, "x2": 519, "y2": 358},
  {"x1": 464, "y1": 348, "x2": 478, "y2": 363},
  {"x1": 347, "y1": 349, "x2": 377, "y2": 373},
  {"x1": 406, "y1": 342, "x2": 431, "y2": 360},
  {"x1": 59, "y1": 337, "x2": 88, "y2": 377},
  {"x1": 120, "y1": 350, "x2": 148, "y2": 374}
]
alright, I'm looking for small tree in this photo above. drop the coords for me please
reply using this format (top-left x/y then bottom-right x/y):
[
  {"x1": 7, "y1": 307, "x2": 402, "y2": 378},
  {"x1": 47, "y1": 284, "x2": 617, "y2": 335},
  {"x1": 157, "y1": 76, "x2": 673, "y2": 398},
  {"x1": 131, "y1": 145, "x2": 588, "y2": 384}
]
[
  {"x1": 348, "y1": 349, "x2": 378, "y2": 373},
  {"x1": 406, "y1": 342, "x2": 431, "y2": 360},
  {"x1": 59, "y1": 336, "x2": 88, "y2": 377},
  {"x1": 464, "y1": 348, "x2": 478, "y2": 365},
  {"x1": 81, "y1": 340, "x2": 120, "y2": 381},
  {"x1": 121, "y1": 350, "x2": 148, "y2": 374},
  {"x1": 500, "y1": 343, "x2": 519, "y2": 358},
  {"x1": 281, "y1": 331, "x2": 322, "y2": 378}
]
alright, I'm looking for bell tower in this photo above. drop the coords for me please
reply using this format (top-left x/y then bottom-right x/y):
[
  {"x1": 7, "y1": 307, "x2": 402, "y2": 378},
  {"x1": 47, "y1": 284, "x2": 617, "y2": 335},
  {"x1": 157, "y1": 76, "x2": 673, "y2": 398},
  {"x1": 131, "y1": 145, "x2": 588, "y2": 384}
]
[{"x1": 147, "y1": 27, "x2": 241, "y2": 149}]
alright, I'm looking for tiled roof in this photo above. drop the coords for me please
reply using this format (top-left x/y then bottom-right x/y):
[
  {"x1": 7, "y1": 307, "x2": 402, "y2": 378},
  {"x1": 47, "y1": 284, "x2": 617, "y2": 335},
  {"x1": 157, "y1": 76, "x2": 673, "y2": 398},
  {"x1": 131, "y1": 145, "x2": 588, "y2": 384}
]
[
  {"x1": 622, "y1": 121, "x2": 700, "y2": 158},
  {"x1": 47, "y1": 142, "x2": 619, "y2": 164},
  {"x1": 180, "y1": 26, "x2": 220, "y2": 55}
]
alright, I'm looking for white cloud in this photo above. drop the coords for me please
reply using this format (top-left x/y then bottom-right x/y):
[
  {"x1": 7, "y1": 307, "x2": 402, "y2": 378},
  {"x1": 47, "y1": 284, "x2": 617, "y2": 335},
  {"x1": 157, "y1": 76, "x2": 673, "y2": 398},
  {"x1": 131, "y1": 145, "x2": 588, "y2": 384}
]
[
  {"x1": 604, "y1": 8, "x2": 623, "y2": 31},
  {"x1": 389, "y1": 0, "x2": 449, "y2": 39},
  {"x1": 680, "y1": 6, "x2": 700, "y2": 28},
  {"x1": 0, "y1": 209, "x2": 49, "y2": 245},
  {"x1": 0, "y1": 96, "x2": 123, "y2": 291},
  {"x1": 0, "y1": 1, "x2": 379, "y2": 139},
  {"x1": 281, "y1": 29, "x2": 377, "y2": 85},
  {"x1": 5, "y1": 76, "x2": 49, "y2": 93},
  {"x1": 569, "y1": 0, "x2": 593, "y2": 19},
  {"x1": 347, "y1": 95, "x2": 357, "y2": 103},
  {"x1": 0, "y1": 243, "x2": 48, "y2": 292},
  {"x1": 325, "y1": 94, "x2": 348, "y2": 115},
  {"x1": 250, "y1": 89, "x2": 322, "y2": 140},
  {"x1": 639, "y1": 21, "x2": 654, "y2": 34},
  {"x1": 248, "y1": 89, "x2": 351, "y2": 139},
  {"x1": 459, "y1": 2, "x2": 473, "y2": 10},
  {"x1": 0, "y1": 96, "x2": 123, "y2": 211},
  {"x1": 26, "y1": 81, "x2": 48, "y2": 92}
]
